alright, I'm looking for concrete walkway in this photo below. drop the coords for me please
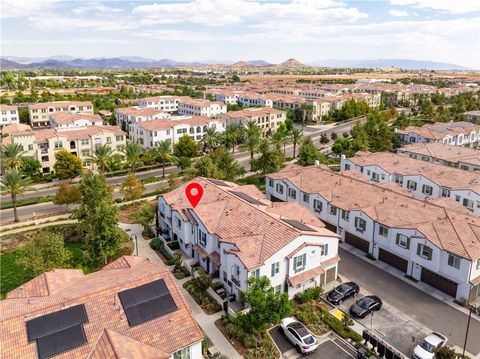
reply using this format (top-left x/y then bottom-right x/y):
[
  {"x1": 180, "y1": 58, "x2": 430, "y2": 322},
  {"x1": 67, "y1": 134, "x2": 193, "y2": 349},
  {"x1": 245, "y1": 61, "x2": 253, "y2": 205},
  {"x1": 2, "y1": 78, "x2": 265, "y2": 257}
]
[{"x1": 119, "y1": 223, "x2": 241, "y2": 359}]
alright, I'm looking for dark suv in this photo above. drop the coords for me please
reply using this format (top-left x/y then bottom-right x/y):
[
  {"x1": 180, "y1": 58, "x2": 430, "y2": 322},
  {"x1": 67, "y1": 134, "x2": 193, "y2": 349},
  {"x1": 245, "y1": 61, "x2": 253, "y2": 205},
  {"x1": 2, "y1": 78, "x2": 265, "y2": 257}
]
[{"x1": 326, "y1": 282, "x2": 359, "y2": 305}]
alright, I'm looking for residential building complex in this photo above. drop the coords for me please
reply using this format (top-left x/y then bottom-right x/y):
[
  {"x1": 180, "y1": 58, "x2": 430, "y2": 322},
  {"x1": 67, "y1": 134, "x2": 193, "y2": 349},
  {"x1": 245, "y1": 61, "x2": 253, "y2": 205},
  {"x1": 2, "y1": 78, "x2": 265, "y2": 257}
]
[
  {"x1": 177, "y1": 98, "x2": 227, "y2": 117},
  {"x1": 0, "y1": 104, "x2": 19, "y2": 130},
  {"x1": 115, "y1": 107, "x2": 171, "y2": 132},
  {"x1": 2, "y1": 123, "x2": 126, "y2": 173},
  {"x1": 396, "y1": 143, "x2": 480, "y2": 172},
  {"x1": 221, "y1": 107, "x2": 286, "y2": 137},
  {"x1": 138, "y1": 96, "x2": 183, "y2": 112},
  {"x1": 464, "y1": 110, "x2": 480, "y2": 123},
  {"x1": 0, "y1": 256, "x2": 204, "y2": 359},
  {"x1": 340, "y1": 152, "x2": 480, "y2": 216},
  {"x1": 49, "y1": 112, "x2": 104, "y2": 129},
  {"x1": 266, "y1": 164, "x2": 480, "y2": 302},
  {"x1": 28, "y1": 101, "x2": 94, "y2": 128},
  {"x1": 158, "y1": 178, "x2": 340, "y2": 302},
  {"x1": 397, "y1": 121, "x2": 480, "y2": 148}
]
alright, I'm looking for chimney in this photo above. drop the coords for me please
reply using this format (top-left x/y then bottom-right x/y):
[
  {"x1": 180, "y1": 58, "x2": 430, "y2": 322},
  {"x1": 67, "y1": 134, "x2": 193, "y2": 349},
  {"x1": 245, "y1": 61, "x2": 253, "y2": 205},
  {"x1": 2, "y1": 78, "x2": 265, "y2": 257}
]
[
  {"x1": 341, "y1": 154, "x2": 346, "y2": 160},
  {"x1": 314, "y1": 160, "x2": 320, "y2": 166}
]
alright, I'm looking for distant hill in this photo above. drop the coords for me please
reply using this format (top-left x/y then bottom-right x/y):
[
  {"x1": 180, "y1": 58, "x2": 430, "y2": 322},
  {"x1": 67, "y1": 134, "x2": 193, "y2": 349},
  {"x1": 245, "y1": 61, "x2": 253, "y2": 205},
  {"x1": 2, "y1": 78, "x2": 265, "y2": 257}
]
[
  {"x1": 277, "y1": 58, "x2": 306, "y2": 67},
  {"x1": 308, "y1": 58, "x2": 472, "y2": 70},
  {"x1": 1, "y1": 59, "x2": 26, "y2": 70}
]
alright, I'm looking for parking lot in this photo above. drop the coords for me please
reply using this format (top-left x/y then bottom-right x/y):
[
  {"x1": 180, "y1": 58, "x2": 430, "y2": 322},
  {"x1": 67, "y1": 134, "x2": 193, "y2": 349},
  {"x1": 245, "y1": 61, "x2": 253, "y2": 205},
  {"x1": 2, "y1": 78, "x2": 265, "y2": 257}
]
[{"x1": 268, "y1": 326, "x2": 356, "y2": 359}]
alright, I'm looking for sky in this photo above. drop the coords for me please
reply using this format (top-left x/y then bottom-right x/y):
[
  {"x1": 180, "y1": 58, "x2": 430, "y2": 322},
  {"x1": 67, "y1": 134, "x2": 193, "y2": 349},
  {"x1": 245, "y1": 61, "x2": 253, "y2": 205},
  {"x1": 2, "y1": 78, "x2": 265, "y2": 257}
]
[{"x1": 1, "y1": 0, "x2": 479, "y2": 68}]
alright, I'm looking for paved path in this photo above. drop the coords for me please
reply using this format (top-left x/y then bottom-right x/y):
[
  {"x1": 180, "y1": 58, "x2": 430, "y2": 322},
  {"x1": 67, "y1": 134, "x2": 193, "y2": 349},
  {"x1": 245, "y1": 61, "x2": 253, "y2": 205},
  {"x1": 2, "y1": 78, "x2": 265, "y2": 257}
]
[
  {"x1": 119, "y1": 223, "x2": 241, "y2": 359},
  {"x1": 338, "y1": 247, "x2": 480, "y2": 356}
]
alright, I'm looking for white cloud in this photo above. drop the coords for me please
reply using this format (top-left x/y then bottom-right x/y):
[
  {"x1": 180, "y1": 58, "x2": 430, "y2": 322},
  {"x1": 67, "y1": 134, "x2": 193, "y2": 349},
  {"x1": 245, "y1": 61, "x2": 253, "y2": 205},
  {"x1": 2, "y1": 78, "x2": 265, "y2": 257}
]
[
  {"x1": 390, "y1": 0, "x2": 480, "y2": 14},
  {"x1": 0, "y1": 0, "x2": 60, "y2": 19},
  {"x1": 388, "y1": 9, "x2": 408, "y2": 17},
  {"x1": 71, "y1": 2, "x2": 123, "y2": 15},
  {"x1": 28, "y1": 15, "x2": 136, "y2": 31}
]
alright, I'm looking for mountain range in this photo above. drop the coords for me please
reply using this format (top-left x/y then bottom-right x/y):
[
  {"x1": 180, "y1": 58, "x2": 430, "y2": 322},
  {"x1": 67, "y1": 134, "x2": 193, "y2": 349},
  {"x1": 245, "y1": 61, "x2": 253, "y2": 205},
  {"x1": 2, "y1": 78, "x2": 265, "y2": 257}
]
[{"x1": 0, "y1": 56, "x2": 472, "y2": 70}]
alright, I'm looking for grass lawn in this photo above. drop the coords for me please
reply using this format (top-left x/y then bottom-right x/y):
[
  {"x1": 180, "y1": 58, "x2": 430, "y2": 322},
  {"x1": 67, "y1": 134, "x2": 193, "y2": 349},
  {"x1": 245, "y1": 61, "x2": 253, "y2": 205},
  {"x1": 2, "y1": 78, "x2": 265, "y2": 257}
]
[
  {"x1": 0, "y1": 249, "x2": 28, "y2": 299},
  {"x1": 0, "y1": 195, "x2": 55, "y2": 210},
  {"x1": 236, "y1": 175, "x2": 266, "y2": 193}
]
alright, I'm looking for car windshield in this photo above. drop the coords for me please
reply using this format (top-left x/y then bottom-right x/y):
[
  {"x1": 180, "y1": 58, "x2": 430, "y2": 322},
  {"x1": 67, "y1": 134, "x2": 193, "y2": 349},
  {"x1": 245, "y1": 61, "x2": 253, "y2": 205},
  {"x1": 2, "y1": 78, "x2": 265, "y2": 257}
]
[
  {"x1": 336, "y1": 284, "x2": 349, "y2": 294},
  {"x1": 419, "y1": 339, "x2": 436, "y2": 353},
  {"x1": 356, "y1": 298, "x2": 371, "y2": 309},
  {"x1": 303, "y1": 335, "x2": 315, "y2": 345}
]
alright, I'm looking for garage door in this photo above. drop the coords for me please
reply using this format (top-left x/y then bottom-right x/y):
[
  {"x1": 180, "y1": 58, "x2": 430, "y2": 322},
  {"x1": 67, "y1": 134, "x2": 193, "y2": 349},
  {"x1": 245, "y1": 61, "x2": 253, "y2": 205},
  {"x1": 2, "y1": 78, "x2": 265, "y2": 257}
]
[
  {"x1": 421, "y1": 268, "x2": 458, "y2": 298},
  {"x1": 323, "y1": 222, "x2": 337, "y2": 233},
  {"x1": 326, "y1": 267, "x2": 337, "y2": 283},
  {"x1": 378, "y1": 248, "x2": 408, "y2": 273},
  {"x1": 269, "y1": 195, "x2": 283, "y2": 202},
  {"x1": 344, "y1": 232, "x2": 370, "y2": 253}
]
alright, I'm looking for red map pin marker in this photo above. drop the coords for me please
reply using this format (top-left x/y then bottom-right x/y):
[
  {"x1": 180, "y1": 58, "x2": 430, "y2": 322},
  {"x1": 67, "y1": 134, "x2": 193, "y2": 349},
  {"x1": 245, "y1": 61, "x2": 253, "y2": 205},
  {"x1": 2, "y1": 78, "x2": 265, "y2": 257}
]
[{"x1": 185, "y1": 183, "x2": 204, "y2": 208}]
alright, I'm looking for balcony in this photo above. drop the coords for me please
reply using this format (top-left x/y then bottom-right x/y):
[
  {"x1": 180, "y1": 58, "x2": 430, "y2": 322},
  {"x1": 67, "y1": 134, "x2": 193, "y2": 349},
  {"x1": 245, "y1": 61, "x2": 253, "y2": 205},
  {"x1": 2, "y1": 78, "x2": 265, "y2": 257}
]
[{"x1": 231, "y1": 275, "x2": 241, "y2": 287}]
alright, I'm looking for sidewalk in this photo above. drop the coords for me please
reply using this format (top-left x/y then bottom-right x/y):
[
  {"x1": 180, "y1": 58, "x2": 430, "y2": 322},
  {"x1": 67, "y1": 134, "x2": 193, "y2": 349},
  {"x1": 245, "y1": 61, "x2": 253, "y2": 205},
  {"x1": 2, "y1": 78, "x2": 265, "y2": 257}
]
[{"x1": 119, "y1": 223, "x2": 242, "y2": 359}]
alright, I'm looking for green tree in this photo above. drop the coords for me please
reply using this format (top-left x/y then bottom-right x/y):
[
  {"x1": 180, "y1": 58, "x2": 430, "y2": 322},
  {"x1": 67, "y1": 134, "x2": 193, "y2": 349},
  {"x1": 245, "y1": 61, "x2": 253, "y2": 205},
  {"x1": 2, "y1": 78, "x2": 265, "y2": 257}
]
[
  {"x1": 121, "y1": 142, "x2": 143, "y2": 173},
  {"x1": 225, "y1": 122, "x2": 245, "y2": 153},
  {"x1": 174, "y1": 134, "x2": 198, "y2": 158},
  {"x1": 290, "y1": 128, "x2": 303, "y2": 158},
  {"x1": 330, "y1": 131, "x2": 338, "y2": 141},
  {"x1": 234, "y1": 276, "x2": 292, "y2": 334},
  {"x1": 53, "y1": 182, "x2": 81, "y2": 211},
  {"x1": 174, "y1": 156, "x2": 192, "y2": 171},
  {"x1": 120, "y1": 173, "x2": 144, "y2": 201},
  {"x1": 193, "y1": 156, "x2": 222, "y2": 179},
  {"x1": 134, "y1": 203, "x2": 156, "y2": 235},
  {"x1": 154, "y1": 139, "x2": 173, "y2": 178},
  {"x1": 53, "y1": 149, "x2": 83, "y2": 180},
  {"x1": 434, "y1": 346, "x2": 456, "y2": 359},
  {"x1": 202, "y1": 127, "x2": 219, "y2": 153},
  {"x1": 89, "y1": 144, "x2": 114, "y2": 173},
  {"x1": 297, "y1": 137, "x2": 320, "y2": 166},
  {"x1": 167, "y1": 172, "x2": 180, "y2": 190},
  {"x1": 319, "y1": 132, "x2": 329, "y2": 144},
  {"x1": 332, "y1": 137, "x2": 354, "y2": 157},
  {"x1": 1, "y1": 143, "x2": 26, "y2": 170},
  {"x1": 18, "y1": 231, "x2": 71, "y2": 278},
  {"x1": 20, "y1": 157, "x2": 41, "y2": 178},
  {"x1": 350, "y1": 123, "x2": 369, "y2": 152},
  {"x1": 245, "y1": 120, "x2": 261, "y2": 171},
  {"x1": 75, "y1": 172, "x2": 113, "y2": 222},
  {"x1": 252, "y1": 140, "x2": 285, "y2": 175},
  {"x1": 210, "y1": 147, "x2": 245, "y2": 180},
  {"x1": 0, "y1": 169, "x2": 34, "y2": 222},
  {"x1": 273, "y1": 123, "x2": 289, "y2": 156}
]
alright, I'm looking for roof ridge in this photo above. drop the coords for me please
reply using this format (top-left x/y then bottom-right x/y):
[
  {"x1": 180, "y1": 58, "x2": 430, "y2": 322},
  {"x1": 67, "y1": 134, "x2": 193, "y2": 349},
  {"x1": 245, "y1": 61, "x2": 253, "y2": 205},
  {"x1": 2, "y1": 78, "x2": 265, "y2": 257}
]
[{"x1": 445, "y1": 212, "x2": 471, "y2": 260}]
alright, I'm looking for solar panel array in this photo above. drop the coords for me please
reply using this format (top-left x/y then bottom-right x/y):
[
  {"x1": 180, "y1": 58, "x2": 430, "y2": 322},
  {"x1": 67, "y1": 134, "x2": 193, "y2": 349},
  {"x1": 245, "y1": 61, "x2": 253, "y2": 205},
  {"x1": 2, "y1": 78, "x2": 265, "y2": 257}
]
[
  {"x1": 229, "y1": 190, "x2": 265, "y2": 205},
  {"x1": 208, "y1": 179, "x2": 231, "y2": 187},
  {"x1": 26, "y1": 304, "x2": 88, "y2": 359},
  {"x1": 118, "y1": 279, "x2": 177, "y2": 327},
  {"x1": 281, "y1": 218, "x2": 316, "y2": 232}
]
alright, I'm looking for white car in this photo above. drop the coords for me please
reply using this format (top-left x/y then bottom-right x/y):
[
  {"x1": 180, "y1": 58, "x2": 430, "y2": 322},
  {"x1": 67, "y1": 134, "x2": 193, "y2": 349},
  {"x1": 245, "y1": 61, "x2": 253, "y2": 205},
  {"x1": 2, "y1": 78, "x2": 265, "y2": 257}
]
[
  {"x1": 412, "y1": 332, "x2": 448, "y2": 359},
  {"x1": 280, "y1": 317, "x2": 318, "y2": 354}
]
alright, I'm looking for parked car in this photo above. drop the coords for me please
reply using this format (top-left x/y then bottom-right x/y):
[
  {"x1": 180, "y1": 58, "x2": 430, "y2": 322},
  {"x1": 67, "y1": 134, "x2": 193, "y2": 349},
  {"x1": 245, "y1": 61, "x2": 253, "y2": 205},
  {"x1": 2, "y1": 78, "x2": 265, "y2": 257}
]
[
  {"x1": 412, "y1": 332, "x2": 448, "y2": 359},
  {"x1": 280, "y1": 317, "x2": 318, "y2": 354},
  {"x1": 349, "y1": 295, "x2": 382, "y2": 319},
  {"x1": 326, "y1": 282, "x2": 359, "y2": 305}
]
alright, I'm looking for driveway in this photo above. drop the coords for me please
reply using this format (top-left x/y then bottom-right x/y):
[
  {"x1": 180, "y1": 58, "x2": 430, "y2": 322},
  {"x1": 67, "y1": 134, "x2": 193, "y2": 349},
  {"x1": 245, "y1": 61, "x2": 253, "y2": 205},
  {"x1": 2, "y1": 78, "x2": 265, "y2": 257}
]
[{"x1": 338, "y1": 248, "x2": 480, "y2": 356}]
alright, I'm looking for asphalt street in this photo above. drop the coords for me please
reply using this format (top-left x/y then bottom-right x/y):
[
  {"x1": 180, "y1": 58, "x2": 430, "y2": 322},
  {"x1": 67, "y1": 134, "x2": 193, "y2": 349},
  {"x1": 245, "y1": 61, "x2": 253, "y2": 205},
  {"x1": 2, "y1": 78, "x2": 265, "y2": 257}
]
[{"x1": 338, "y1": 248, "x2": 480, "y2": 356}]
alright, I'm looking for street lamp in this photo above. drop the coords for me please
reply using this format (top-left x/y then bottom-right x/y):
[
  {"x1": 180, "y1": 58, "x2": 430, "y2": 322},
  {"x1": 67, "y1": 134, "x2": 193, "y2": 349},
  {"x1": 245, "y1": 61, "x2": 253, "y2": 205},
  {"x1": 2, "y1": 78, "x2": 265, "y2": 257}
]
[{"x1": 462, "y1": 286, "x2": 473, "y2": 359}]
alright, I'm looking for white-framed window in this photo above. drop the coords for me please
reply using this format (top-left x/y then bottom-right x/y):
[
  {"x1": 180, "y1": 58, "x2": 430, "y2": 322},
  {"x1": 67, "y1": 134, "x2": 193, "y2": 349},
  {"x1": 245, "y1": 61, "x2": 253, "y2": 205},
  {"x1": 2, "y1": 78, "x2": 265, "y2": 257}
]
[
  {"x1": 394, "y1": 174, "x2": 403, "y2": 185},
  {"x1": 293, "y1": 253, "x2": 306, "y2": 273},
  {"x1": 303, "y1": 193, "x2": 309, "y2": 203},
  {"x1": 268, "y1": 179, "x2": 274, "y2": 187},
  {"x1": 417, "y1": 243, "x2": 433, "y2": 260},
  {"x1": 447, "y1": 254, "x2": 461, "y2": 269},
  {"x1": 344, "y1": 163, "x2": 351, "y2": 170},
  {"x1": 422, "y1": 184, "x2": 433, "y2": 195},
  {"x1": 199, "y1": 229, "x2": 207, "y2": 246},
  {"x1": 321, "y1": 244, "x2": 328, "y2": 256},
  {"x1": 371, "y1": 172, "x2": 380, "y2": 182},
  {"x1": 396, "y1": 233, "x2": 409, "y2": 249},
  {"x1": 234, "y1": 264, "x2": 240, "y2": 277},
  {"x1": 313, "y1": 199, "x2": 322, "y2": 213},
  {"x1": 276, "y1": 183, "x2": 284, "y2": 194},
  {"x1": 250, "y1": 268, "x2": 260, "y2": 279},
  {"x1": 378, "y1": 225, "x2": 389, "y2": 238},
  {"x1": 407, "y1": 180, "x2": 417, "y2": 191},
  {"x1": 455, "y1": 195, "x2": 461, "y2": 202},
  {"x1": 288, "y1": 188, "x2": 296, "y2": 199},
  {"x1": 329, "y1": 204, "x2": 337, "y2": 215},
  {"x1": 476, "y1": 258, "x2": 480, "y2": 270},
  {"x1": 355, "y1": 217, "x2": 366, "y2": 232},
  {"x1": 174, "y1": 347, "x2": 190, "y2": 359},
  {"x1": 341, "y1": 210, "x2": 349, "y2": 221},
  {"x1": 441, "y1": 188, "x2": 450, "y2": 197},
  {"x1": 274, "y1": 285, "x2": 281, "y2": 295},
  {"x1": 463, "y1": 198, "x2": 474, "y2": 209},
  {"x1": 271, "y1": 262, "x2": 280, "y2": 277}
]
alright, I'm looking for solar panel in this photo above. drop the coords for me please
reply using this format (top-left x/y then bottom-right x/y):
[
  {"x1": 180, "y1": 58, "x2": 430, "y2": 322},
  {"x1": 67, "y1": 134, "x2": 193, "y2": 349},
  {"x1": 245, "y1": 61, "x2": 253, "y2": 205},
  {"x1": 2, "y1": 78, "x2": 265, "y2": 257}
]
[
  {"x1": 229, "y1": 191, "x2": 264, "y2": 205},
  {"x1": 208, "y1": 179, "x2": 231, "y2": 187},
  {"x1": 26, "y1": 304, "x2": 88, "y2": 359},
  {"x1": 118, "y1": 279, "x2": 178, "y2": 327},
  {"x1": 281, "y1": 218, "x2": 316, "y2": 231}
]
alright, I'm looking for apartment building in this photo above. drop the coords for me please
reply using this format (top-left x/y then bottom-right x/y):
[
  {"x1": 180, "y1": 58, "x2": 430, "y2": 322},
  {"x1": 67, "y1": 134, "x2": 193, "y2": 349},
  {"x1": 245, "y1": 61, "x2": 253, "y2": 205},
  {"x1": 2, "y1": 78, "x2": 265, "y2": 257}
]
[
  {"x1": 340, "y1": 152, "x2": 480, "y2": 216},
  {"x1": 28, "y1": 101, "x2": 94, "y2": 128},
  {"x1": 158, "y1": 178, "x2": 340, "y2": 302},
  {"x1": 221, "y1": 107, "x2": 286, "y2": 137},
  {"x1": 266, "y1": 164, "x2": 480, "y2": 302},
  {"x1": 115, "y1": 107, "x2": 171, "y2": 132},
  {"x1": 464, "y1": 110, "x2": 480, "y2": 123},
  {"x1": 137, "y1": 95, "x2": 183, "y2": 112},
  {"x1": 396, "y1": 143, "x2": 480, "y2": 172},
  {"x1": 238, "y1": 92, "x2": 273, "y2": 107},
  {"x1": 129, "y1": 116, "x2": 226, "y2": 148},
  {"x1": 178, "y1": 98, "x2": 227, "y2": 117},
  {"x1": 0, "y1": 256, "x2": 204, "y2": 359},
  {"x1": 397, "y1": 121, "x2": 480, "y2": 148},
  {"x1": 210, "y1": 90, "x2": 242, "y2": 105},
  {"x1": 2, "y1": 124, "x2": 126, "y2": 173},
  {"x1": 0, "y1": 104, "x2": 19, "y2": 130},
  {"x1": 50, "y1": 112, "x2": 103, "y2": 129}
]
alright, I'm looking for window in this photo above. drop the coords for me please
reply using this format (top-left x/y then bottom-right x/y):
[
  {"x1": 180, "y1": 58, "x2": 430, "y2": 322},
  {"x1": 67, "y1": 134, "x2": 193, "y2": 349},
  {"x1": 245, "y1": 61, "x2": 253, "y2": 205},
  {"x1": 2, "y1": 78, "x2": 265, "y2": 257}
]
[
  {"x1": 344, "y1": 163, "x2": 351, "y2": 170},
  {"x1": 447, "y1": 254, "x2": 461, "y2": 269},
  {"x1": 303, "y1": 193, "x2": 310, "y2": 203},
  {"x1": 288, "y1": 188, "x2": 296, "y2": 199},
  {"x1": 80, "y1": 139, "x2": 89, "y2": 146},
  {"x1": 441, "y1": 188, "x2": 450, "y2": 197},
  {"x1": 422, "y1": 184, "x2": 433, "y2": 195},
  {"x1": 234, "y1": 264, "x2": 240, "y2": 277},
  {"x1": 476, "y1": 259, "x2": 480, "y2": 270},
  {"x1": 54, "y1": 141, "x2": 63, "y2": 149},
  {"x1": 271, "y1": 262, "x2": 280, "y2": 277},
  {"x1": 417, "y1": 244, "x2": 433, "y2": 260},
  {"x1": 177, "y1": 219, "x2": 182, "y2": 228},
  {"x1": 115, "y1": 135, "x2": 123, "y2": 141},
  {"x1": 394, "y1": 174, "x2": 403, "y2": 185},
  {"x1": 329, "y1": 205, "x2": 337, "y2": 215},
  {"x1": 293, "y1": 253, "x2": 306, "y2": 273},
  {"x1": 371, "y1": 172, "x2": 380, "y2": 182},
  {"x1": 355, "y1": 217, "x2": 366, "y2": 232},
  {"x1": 378, "y1": 225, "x2": 389, "y2": 238},
  {"x1": 455, "y1": 195, "x2": 461, "y2": 202},
  {"x1": 463, "y1": 198, "x2": 474, "y2": 209},
  {"x1": 274, "y1": 285, "x2": 281, "y2": 295},
  {"x1": 106, "y1": 137, "x2": 111, "y2": 144},
  {"x1": 199, "y1": 230, "x2": 207, "y2": 246},
  {"x1": 313, "y1": 199, "x2": 322, "y2": 213},
  {"x1": 321, "y1": 244, "x2": 329, "y2": 256},
  {"x1": 276, "y1": 183, "x2": 284, "y2": 194},
  {"x1": 223, "y1": 271, "x2": 227, "y2": 282},
  {"x1": 341, "y1": 210, "x2": 349, "y2": 221},
  {"x1": 407, "y1": 180, "x2": 417, "y2": 191},
  {"x1": 28, "y1": 144, "x2": 33, "y2": 150},
  {"x1": 250, "y1": 269, "x2": 260, "y2": 279},
  {"x1": 174, "y1": 347, "x2": 190, "y2": 359},
  {"x1": 396, "y1": 234, "x2": 409, "y2": 249},
  {"x1": 268, "y1": 179, "x2": 274, "y2": 187}
]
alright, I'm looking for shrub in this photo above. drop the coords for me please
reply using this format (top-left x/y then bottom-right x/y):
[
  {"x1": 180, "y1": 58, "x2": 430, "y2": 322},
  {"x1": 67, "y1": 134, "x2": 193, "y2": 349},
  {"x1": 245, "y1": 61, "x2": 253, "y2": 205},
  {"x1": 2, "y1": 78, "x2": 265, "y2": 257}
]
[
  {"x1": 297, "y1": 286, "x2": 323, "y2": 303},
  {"x1": 149, "y1": 237, "x2": 163, "y2": 251}
]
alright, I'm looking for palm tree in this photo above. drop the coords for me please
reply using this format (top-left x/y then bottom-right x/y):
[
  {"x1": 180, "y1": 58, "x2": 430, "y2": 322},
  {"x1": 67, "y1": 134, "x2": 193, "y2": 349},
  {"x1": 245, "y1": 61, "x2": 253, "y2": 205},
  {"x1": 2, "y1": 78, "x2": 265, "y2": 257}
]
[
  {"x1": 300, "y1": 103, "x2": 314, "y2": 129},
  {"x1": 290, "y1": 128, "x2": 303, "y2": 158},
  {"x1": 225, "y1": 122, "x2": 244, "y2": 153},
  {"x1": 245, "y1": 119, "x2": 261, "y2": 138},
  {"x1": 245, "y1": 120, "x2": 261, "y2": 171},
  {"x1": 1, "y1": 143, "x2": 26, "y2": 170},
  {"x1": 273, "y1": 127, "x2": 289, "y2": 156},
  {"x1": 89, "y1": 144, "x2": 113, "y2": 173},
  {"x1": 154, "y1": 140, "x2": 173, "y2": 178},
  {"x1": 0, "y1": 169, "x2": 34, "y2": 222},
  {"x1": 202, "y1": 127, "x2": 219, "y2": 153},
  {"x1": 121, "y1": 142, "x2": 143, "y2": 173}
]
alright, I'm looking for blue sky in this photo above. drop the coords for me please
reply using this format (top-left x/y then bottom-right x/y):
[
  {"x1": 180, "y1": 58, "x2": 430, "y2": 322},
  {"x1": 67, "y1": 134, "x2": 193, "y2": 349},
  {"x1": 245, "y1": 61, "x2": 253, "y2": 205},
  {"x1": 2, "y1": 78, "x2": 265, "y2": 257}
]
[{"x1": 1, "y1": 0, "x2": 479, "y2": 68}]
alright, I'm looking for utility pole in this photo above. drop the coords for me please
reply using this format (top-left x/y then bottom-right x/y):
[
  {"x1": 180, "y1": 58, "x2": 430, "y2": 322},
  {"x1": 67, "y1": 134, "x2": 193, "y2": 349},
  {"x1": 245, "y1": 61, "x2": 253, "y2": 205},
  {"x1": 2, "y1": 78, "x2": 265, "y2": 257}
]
[{"x1": 462, "y1": 303, "x2": 473, "y2": 358}]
